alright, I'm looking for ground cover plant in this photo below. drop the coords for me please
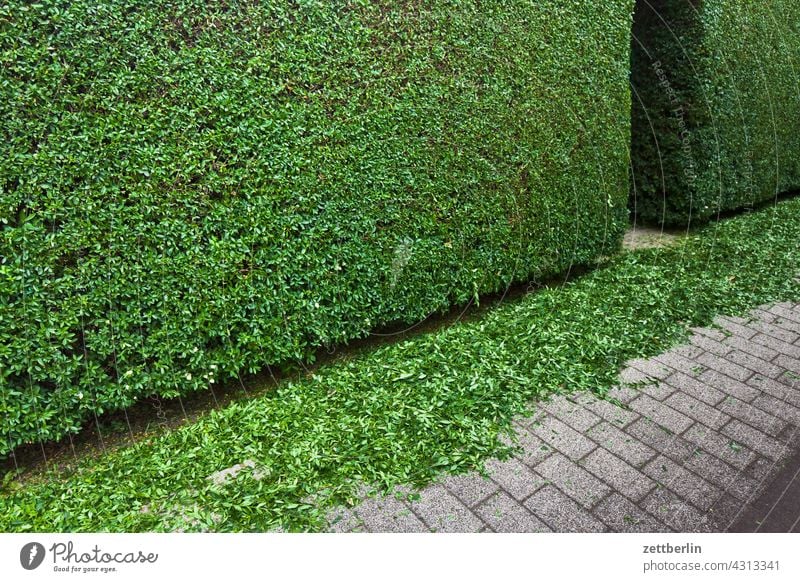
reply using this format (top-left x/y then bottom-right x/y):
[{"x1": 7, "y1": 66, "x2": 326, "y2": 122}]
[
  {"x1": 1, "y1": 196, "x2": 798, "y2": 532},
  {"x1": 0, "y1": 0, "x2": 635, "y2": 455},
  {"x1": 631, "y1": 0, "x2": 800, "y2": 225}
]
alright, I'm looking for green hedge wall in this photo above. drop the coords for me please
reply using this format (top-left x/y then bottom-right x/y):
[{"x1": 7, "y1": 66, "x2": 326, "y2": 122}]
[
  {"x1": 631, "y1": 0, "x2": 800, "y2": 225},
  {"x1": 0, "y1": 0, "x2": 634, "y2": 455}
]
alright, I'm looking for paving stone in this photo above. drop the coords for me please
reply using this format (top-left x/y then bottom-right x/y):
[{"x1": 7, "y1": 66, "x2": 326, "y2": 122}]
[
  {"x1": 691, "y1": 325, "x2": 729, "y2": 342},
  {"x1": 628, "y1": 394, "x2": 694, "y2": 434},
  {"x1": 587, "y1": 421, "x2": 657, "y2": 468},
  {"x1": 688, "y1": 334, "x2": 732, "y2": 356},
  {"x1": 327, "y1": 506, "x2": 362, "y2": 533},
  {"x1": 664, "y1": 371, "x2": 726, "y2": 406},
  {"x1": 541, "y1": 395, "x2": 601, "y2": 432},
  {"x1": 775, "y1": 354, "x2": 800, "y2": 376},
  {"x1": 753, "y1": 393, "x2": 800, "y2": 426},
  {"x1": 698, "y1": 369, "x2": 760, "y2": 402},
  {"x1": 665, "y1": 391, "x2": 730, "y2": 430},
  {"x1": 640, "y1": 487, "x2": 713, "y2": 533},
  {"x1": 722, "y1": 349, "x2": 784, "y2": 380},
  {"x1": 475, "y1": 491, "x2": 552, "y2": 533},
  {"x1": 583, "y1": 448, "x2": 656, "y2": 502},
  {"x1": 743, "y1": 455, "x2": 780, "y2": 483},
  {"x1": 607, "y1": 383, "x2": 641, "y2": 403},
  {"x1": 682, "y1": 449, "x2": 759, "y2": 502},
  {"x1": 724, "y1": 335, "x2": 779, "y2": 362},
  {"x1": 440, "y1": 472, "x2": 500, "y2": 509},
  {"x1": 747, "y1": 374, "x2": 800, "y2": 408},
  {"x1": 407, "y1": 485, "x2": 482, "y2": 532},
  {"x1": 524, "y1": 485, "x2": 607, "y2": 532},
  {"x1": 717, "y1": 397, "x2": 787, "y2": 437},
  {"x1": 643, "y1": 456, "x2": 721, "y2": 511},
  {"x1": 722, "y1": 420, "x2": 788, "y2": 461},
  {"x1": 696, "y1": 352, "x2": 754, "y2": 383},
  {"x1": 755, "y1": 309, "x2": 800, "y2": 334},
  {"x1": 751, "y1": 333, "x2": 800, "y2": 360},
  {"x1": 485, "y1": 457, "x2": 546, "y2": 501},
  {"x1": 683, "y1": 423, "x2": 757, "y2": 470},
  {"x1": 706, "y1": 494, "x2": 747, "y2": 530},
  {"x1": 502, "y1": 424, "x2": 554, "y2": 468},
  {"x1": 355, "y1": 493, "x2": 429, "y2": 532},
  {"x1": 653, "y1": 351, "x2": 708, "y2": 378},
  {"x1": 593, "y1": 492, "x2": 671, "y2": 533},
  {"x1": 535, "y1": 453, "x2": 611, "y2": 509},
  {"x1": 626, "y1": 418, "x2": 696, "y2": 462},
  {"x1": 640, "y1": 380, "x2": 677, "y2": 401},
  {"x1": 768, "y1": 303, "x2": 800, "y2": 324},
  {"x1": 629, "y1": 358, "x2": 672, "y2": 380},
  {"x1": 529, "y1": 415, "x2": 597, "y2": 461},
  {"x1": 714, "y1": 316, "x2": 757, "y2": 340},
  {"x1": 747, "y1": 319, "x2": 799, "y2": 345},
  {"x1": 577, "y1": 395, "x2": 639, "y2": 428}
]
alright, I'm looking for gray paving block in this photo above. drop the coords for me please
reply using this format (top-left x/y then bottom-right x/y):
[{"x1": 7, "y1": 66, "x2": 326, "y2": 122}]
[
  {"x1": 524, "y1": 485, "x2": 607, "y2": 532},
  {"x1": 535, "y1": 453, "x2": 611, "y2": 509},
  {"x1": 768, "y1": 303, "x2": 800, "y2": 324},
  {"x1": 587, "y1": 421, "x2": 657, "y2": 467},
  {"x1": 688, "y1": 334, "x2": 732, "y2": 356},
  {"x1": 717, "y1": 397, "x2": 787, "y2": 437},
  {"x1": 752, "y1": 393, "x2": 800, "y2": 426},
  {"x1": 440, "y1": 472, "x2": 500, "y2": 508},
  {"x1": 541, "y1": 395, "x2": 601, "y2": 432},
  {"x1": 505, "y1": 423, "x2": 554, "y2": 467},
  {"x1": 643, "y1": 455, "x2": 721, "y2": 511},
  {"x1": 722, "y1": 420, "x2": 787, "y2": 461},
  {"x1": 683, "y1": 423, "x2": 757, "y2": 469},
  {"x1": 724, "y1": 335, "x2": 779, "y2": 362},
  {"x1": 664, "y1": 371, "x2": 726, "y2": 406},
  {"x1": 529, "y1": 415, "x2": 597, "y2": 461},
  {"x1": 696, "y1": 352, "x2": 754, "y2": 383},
  {"x1": 775, "y1": 354, "x2": 800, "y2": 376},
  {"x1": 629, "y1": 358, "x2": 672, "y2": 380},
  {"x1": 723, "y1": 349, "x2": 784, "y2": 380},
  {"x1": 755, "y1": 309, "x2": 800, "y2": 334},
  {"x1": 593, "y1": 492, "x2": 671, "y2": 533},
  {"x1": 665, "y1": 391, "x2": 730, "y2": 430},
  {"x1": 653, "y1": 351, "x2": 708, "y2": 378},
  {"x1": 698, "y1": 369, "x2": 760, "y2": 402},
  {"x1": 751, "y1": 333, "x2": 800, "y2": 360},
  {"x1": 407, "y1": 485, "x2": 483, "y2": 532},
  {"x1": 607, "y1": 383, "x2": 641, "y2": 403},
  {"x1": 748, "y1": 319, "x2": 799, "y2": 345},
  {"x1": 582, "y1": 447, "x2": 656, "y2": 502},
  {"x1": 672, "y1": 344, "x2": 705, "y2": 359},
  {"x1": 579, "y1": 395, "x2": 639, "y2": 428},
  {"x1": 640, "y1": 487, "x2": 714, "y2": 532},
  {"x1": 747, "y1": 374, "x2": 800, "y2": 408},
  {"x1": 626, "y1": 417, "x2": 696, "y2": 462},
  {"x1": 714, "y1": 316, "x2": 757, "y2": 340},
  {"x1": 355, "y1": 493, "x2": 429, "y2": 532},
  {"x1": 628, "y1": 394, "x2": 694, "y2": 434},
  {"x1": 327, "y1": 506, "x2": 363, "y2": 533},
  {"x1": 691, "y1": 325, "x2": 729, "y2": 342},
  {"x1": 682, "y1": 449, "x2": 759, "y2": 502},
  {"x1": 485, "y1": 457, "x2": 546, "y2": 501},
  {"x1": 475, "y1": 491, "x2": 552, "y2": 533}
]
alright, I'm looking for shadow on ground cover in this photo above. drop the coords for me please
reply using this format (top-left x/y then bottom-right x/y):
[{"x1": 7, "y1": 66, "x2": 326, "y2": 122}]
[{"x1": 1, "y1": 198, "x2": 799, "y2": 532}]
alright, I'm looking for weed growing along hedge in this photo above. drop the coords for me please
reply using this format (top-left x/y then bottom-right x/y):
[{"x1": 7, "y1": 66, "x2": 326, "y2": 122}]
[
  {"x1": 631, "y1": 0, "x2": 800, "y2": 225},
  {"x1": 0, "y1": 1, "x2": 635, "y2": 455}
]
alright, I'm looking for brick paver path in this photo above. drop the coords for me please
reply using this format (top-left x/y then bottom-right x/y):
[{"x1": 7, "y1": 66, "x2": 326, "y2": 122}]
[{"x1": 326, "y1": 302, "x2": 800, "y2": 532}]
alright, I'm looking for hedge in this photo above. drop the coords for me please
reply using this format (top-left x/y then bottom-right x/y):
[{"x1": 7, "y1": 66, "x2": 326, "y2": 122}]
[
  {"x1": 631, "y1": 0, "x2": 800, "y2": 225},
  {"x1": 0, "y1": 0, "x2": 634, "y2": 456}
]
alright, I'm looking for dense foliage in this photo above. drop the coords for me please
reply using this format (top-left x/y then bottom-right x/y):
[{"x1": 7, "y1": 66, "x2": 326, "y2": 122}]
[
  {"x1": 2, "y1": 195, "x2": 799, "y2": 533},
  {"x1": 0, "y1": 1, "x2": 635, "y2": 455},
  {"x1": 631, "y1": 0, "x2": 800, "y2": 225}
]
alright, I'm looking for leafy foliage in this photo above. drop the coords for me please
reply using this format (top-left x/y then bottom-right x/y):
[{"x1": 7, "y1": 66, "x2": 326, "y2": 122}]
[
  {"x1": 630, "y1": 0, "x2": 800, "y2": 225},
  {"x1": 0, "y1": 0, "x2": 634, "y2": 454},
  {"x1": 1, "y1": 196, "x2": 799, "y2": 532}
]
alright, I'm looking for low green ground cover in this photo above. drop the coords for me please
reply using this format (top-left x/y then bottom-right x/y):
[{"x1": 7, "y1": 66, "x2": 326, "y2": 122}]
[{"x1": 2, "y1": 197, "x2": 799, "y2": 532}]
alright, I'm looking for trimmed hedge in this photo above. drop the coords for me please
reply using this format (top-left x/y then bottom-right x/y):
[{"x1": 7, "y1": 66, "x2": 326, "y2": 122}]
[
  {"x1": 631, "y1": 0, "x2": 800, "y2": 225},
  {"x1": 0, "y1": 0, "x2": 634, "y2": 455}
]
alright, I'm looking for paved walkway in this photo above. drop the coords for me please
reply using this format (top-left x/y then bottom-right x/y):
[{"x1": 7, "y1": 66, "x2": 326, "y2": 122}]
[{"x1": 325, "y1": 302, "x2": 800, "y2": 532}]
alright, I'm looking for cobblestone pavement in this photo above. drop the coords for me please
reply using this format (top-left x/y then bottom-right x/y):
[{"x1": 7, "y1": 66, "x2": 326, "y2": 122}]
[{"x1": 325, "y1": 302, "x2": 800, "y2": 532}]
